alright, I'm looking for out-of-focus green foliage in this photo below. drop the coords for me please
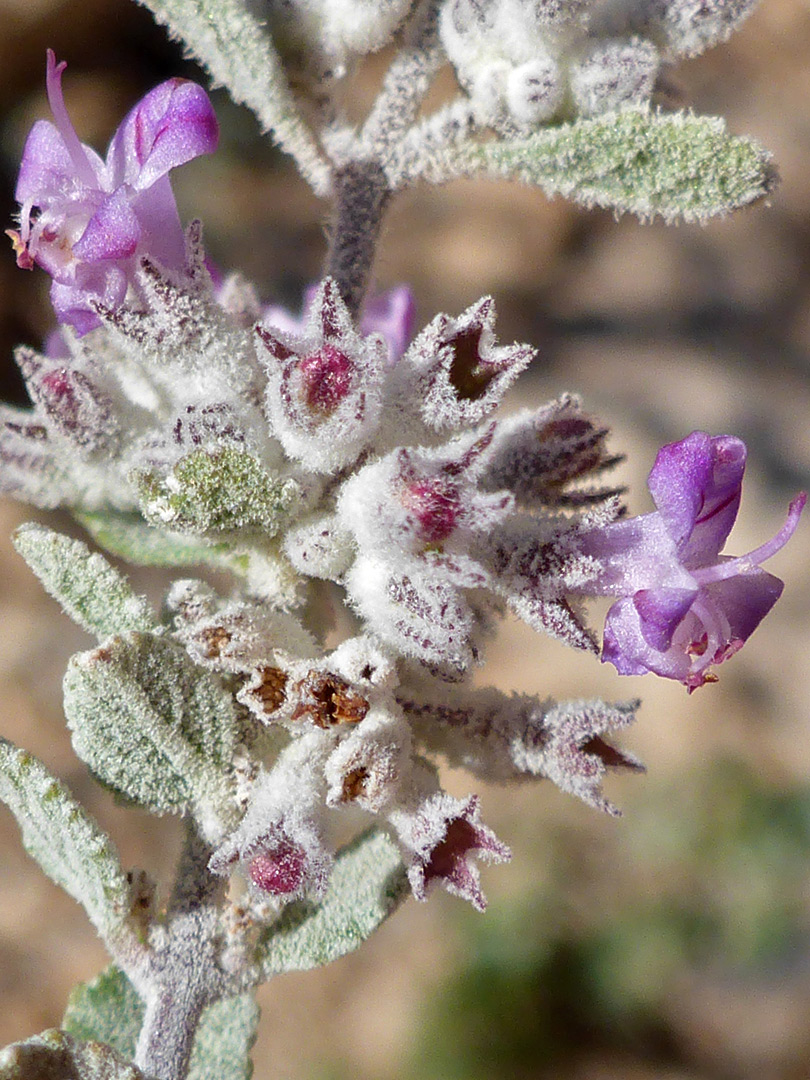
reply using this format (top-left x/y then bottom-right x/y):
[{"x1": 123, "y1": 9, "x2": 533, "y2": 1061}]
[{"x1": 408, "y1": 760, "x2": 810, "y2": 1079}]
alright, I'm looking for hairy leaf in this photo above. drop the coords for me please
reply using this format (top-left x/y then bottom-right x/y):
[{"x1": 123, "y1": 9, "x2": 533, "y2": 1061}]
[
  {"x1": 63, "y1": 633, "x2": 237, "y2": 834},
  {"x1": 63, "y1": 967, "x2": 143, "y2": 1059},
  {"x1": 0, "y1": 1030, "x2": 151, "y2": 1080},
  {"x1": 133, "y1": 447, "x2": 298, "y2": 537},
  {"x1": 135, "y1": 0, "x2": 331, "y2": 194},
  {"x1": 64, "y1": 965, "x2": 259, "y2": 1080},
  {"x1": 423, "y1": 108, "x2": 776, "y2": 222},
  {"x1": 0, "y1": 738, "x2": 134, "y2": 948},
  {"x1": 187, "y1": 993, "x2": 259, "y2": 1080},
  {"x1": 13, "y1": 524, "x2": 156, "y2": 639},
  {"x1": 257, "y1": 828, "x2": 408, "y2": 978},
  {"x1": 74, "y1": 510, "x2": 243, "y2": 570}
]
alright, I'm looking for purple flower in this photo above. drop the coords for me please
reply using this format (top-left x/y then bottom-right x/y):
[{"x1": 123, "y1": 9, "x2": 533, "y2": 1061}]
[
  {"x1": 579, "y1": 432, "x2": 805, "y2": 691},
  {"x1": 8, "y1": 51, "x2": 218, "y2": 334}
]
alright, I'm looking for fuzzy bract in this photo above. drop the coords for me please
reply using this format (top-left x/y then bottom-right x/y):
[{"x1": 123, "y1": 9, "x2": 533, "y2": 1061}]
[{"x1": 256, "y1": 279, "x2": 388, "y2": 473}]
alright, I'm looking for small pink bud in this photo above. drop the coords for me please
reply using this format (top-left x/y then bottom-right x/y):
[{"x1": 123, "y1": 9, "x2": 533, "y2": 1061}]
[
  {"x1": 18, "y1": 347, "x2": 118, "y2": 453},
  {"x1": 402, "y1": 478, "x2": 461, "y2": 543},
  {"x1": 299, "y1": 344, "x2": 354, "y2": 415},
  {"x1": 248, "y1": 839, "x2": 307, "y2": 895}
]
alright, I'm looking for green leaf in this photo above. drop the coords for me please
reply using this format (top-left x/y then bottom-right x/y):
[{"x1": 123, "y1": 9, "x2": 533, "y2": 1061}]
[
  {"x1": 132, "y1": 447, "x2": 299, "y2": 538},
  {"x1": 63, "y1": 965, "x2": 259, "y2": 1080},
  {"x1": 187, "y1": 993, "x2": 259, "y2": 1080},
  {"x1": 438, "y1": 108, "x2": 776, "y2": 222},
  {"x1": 0, "y1": 738, "x2": 134, "y2": 950},
  {"x1": 257, "y1": 829, "x2": 408, "y2": 978},
  {"x1": 0, "y1": 1029, "x2": 151, "y2": 1080},
  {"x1": 63, "y1": 967, "x2": 143, "y2": 1060},
  {"x1": 63, "y1": 633, "x2": 237, "y2": 835},
  {"x1": 74, "y1": 510, "x2": 244, "y2": 571},
  {"x1": 135, "y1": 0, "x2": 331, "y2": 195},
  {"x1": 12, "y1": 524, "x2": 156, "y2": 639}
]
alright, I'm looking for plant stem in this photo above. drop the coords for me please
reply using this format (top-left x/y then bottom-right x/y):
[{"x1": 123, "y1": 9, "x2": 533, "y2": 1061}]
[
  {"x1": 361, "y1": 0, "x2": 444, "y2": 156},
  {"x1": 323, "y1": 0, "x2": 445, "y2": 314},
  {"x1": 135, "y1": 953, "x2": 208, "y2": 1080},
  {"x1": 133, "y1": 824, "x2": 227, "y2": 1080},
  {"x1": 325, "y1": 159, "x2": 390, "y2": 317}
]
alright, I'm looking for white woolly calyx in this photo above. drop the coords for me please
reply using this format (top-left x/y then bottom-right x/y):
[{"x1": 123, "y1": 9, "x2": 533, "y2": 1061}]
[
  {"x1": 255, "y1": 278, "x2": 387, "y2": 474},
  {"x1": 440, "y1": 0, "x2": 761, "y2": 128}
]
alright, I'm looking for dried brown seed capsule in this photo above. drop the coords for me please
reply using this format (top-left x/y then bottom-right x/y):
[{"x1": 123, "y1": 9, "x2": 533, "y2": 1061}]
[
  {"x1": 197, "y1": 624, "x2": 233, "y2": 660},
  {"x1": 340, "y1": 766, "x2": 370, "y2": 802},
  {"x1": 245, "y1": 666, "x2": 289, "y2": 716},
  {"x1": 291, "y1": 671, "x2": 369, "y2": 728}
]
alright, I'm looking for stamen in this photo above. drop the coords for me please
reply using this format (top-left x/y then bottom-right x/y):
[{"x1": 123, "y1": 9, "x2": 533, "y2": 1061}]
[
  {"x1": 45, "y1": 51, "x2": 98, "y2": 189},
  {"x1": 693, "y1": 493, "x2": 806, "y2": 585}
]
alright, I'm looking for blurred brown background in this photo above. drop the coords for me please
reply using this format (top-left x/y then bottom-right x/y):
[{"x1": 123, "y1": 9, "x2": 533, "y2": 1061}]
[{"x1": 1, "y1": 1, "x2": 810, "y2": 1077}]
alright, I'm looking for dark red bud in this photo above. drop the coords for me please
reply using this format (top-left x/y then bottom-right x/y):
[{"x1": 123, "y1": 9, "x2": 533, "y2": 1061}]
[
  {"x1": 248, "y1": 839, "x2": 306, "y2": 895},
  {"x1": 402, "y1": 478, "x2": 461, "y2": 543},
  {"x1": 299, "y1": 344, "x2": 354, "y2": 415}
]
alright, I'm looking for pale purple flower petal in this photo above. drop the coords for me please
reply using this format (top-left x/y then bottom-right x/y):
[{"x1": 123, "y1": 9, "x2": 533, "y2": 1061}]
[
  {"x1": 71, "y1": 188, "x2": 141, "y2": 262},
  {"x1": 11, "y1": 51, "x2": 218, "y2": 334},
  {"x1": 702, "y1": 571, "x2": 784, "y2": 644},
  {"x1": 128, "y1": 176, "x2": 186, "y2": 268},
  {"x1": 362, "y1": 285, "x2": 416, "y2": 361},
  {"x1": 649, "y1": 431, "x2": 745, "y2": 562},
  {"x1": 632, "y1": 586, "x2": 698, "y2": 651},
  {"x1": 15, "y1": 119, "x2": 80, "y2": 206},
  {"x1": 105, "y1": 77, "x2": 219, "y2": 191},
  {"x1": 602, "y1": 596, "x2": 679, "y2": 678},
  {"x1": 581, "y1": 432, "x2": 805, "y2": 690}
]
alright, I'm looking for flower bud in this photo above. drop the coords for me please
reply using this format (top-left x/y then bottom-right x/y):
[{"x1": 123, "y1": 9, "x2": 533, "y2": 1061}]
[
  {"x1": 570, "y1": 38, "x2": 659, "y2": 117},
  {"x1": 506, "y1": 57, "x2": 564, "y2": 125},
  {"x1": 16, "y1": 346, "x2": 118, "y2": 454},
  {"x1": 652, "y1": 0, "x2": 760, "y2": 58},
  {"x1": 256, "y1": 278, "x2": 386, "y2": 473}
]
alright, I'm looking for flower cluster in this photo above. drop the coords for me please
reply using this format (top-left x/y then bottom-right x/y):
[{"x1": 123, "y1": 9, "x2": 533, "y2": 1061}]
[
  {"x1": 440, "y1": 0, "x2": 760, "y2": 129},
  {"x1": 266, "y1": 0, "x2": 415, "y2": 80},
  {"x1": 3, "y1": 59, "x2": 802, "y2": 912}
]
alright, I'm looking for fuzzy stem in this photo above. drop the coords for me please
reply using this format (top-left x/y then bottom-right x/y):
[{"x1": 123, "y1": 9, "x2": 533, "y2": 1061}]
[
  {"x1": 169, "y1": 820, "x2": 226, "y2": 914},
  {"x1": 361, "y1": 0, "x2": 444, "y2": 157},
  {"x1": 324, "y1": 1, "x2": 443, "y2": 312},
  {"x1": 324, "y1": 159, "x2": 390, "y2": 317},
  {"x1": 133, "y1": 824, "x2": 227, "y2": 1080},
  {"x1": 135, "y1": 966, "x2": 208, "y2": 1080}
]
